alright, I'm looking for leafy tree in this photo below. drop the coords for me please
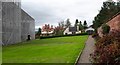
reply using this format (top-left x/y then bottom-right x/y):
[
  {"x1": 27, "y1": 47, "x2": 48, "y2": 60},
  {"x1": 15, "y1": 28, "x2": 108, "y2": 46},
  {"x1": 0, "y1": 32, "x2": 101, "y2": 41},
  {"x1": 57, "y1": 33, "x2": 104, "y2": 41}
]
[
  {"x1": 58, "y1": 21, "x2": 65, "y2": 28},
  {"x1": 54, "y1": 21, "x2": 65, "y2": 36},
  {"x1": 58, "y1": 21, "x2": 64, "y2": 35},
  {"x1": 54, "y1": 26, "x2": 64, "y2": 36}
]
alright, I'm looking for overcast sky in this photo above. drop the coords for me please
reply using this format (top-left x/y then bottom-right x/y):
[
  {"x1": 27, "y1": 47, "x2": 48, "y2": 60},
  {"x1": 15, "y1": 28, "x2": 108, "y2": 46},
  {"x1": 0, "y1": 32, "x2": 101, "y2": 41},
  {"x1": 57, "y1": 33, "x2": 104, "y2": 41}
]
[{"x1": 21, "y1": 0, "x2": 115, "y2": 29}]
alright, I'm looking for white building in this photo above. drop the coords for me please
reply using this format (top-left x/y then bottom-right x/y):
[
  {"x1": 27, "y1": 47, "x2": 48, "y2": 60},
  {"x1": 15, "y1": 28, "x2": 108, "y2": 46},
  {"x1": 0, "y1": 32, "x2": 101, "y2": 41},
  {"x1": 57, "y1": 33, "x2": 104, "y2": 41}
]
[
  {"x1": 0, "y1": 0, "x2": 35, "y2": 45},
  {"x1": 85, "y1": 27, "x2": 94, "y2": 35},
  {"x1": 63, "y1": 26, "x2": 81, "y2": 35}
]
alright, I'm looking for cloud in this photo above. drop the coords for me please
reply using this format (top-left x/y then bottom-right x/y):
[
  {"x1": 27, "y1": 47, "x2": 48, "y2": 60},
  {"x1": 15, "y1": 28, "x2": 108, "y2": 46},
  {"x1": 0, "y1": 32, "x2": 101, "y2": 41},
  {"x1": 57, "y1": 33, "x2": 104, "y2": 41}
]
[{"x1": 21, "y1": 0, "x2": 107, "y2": 29}]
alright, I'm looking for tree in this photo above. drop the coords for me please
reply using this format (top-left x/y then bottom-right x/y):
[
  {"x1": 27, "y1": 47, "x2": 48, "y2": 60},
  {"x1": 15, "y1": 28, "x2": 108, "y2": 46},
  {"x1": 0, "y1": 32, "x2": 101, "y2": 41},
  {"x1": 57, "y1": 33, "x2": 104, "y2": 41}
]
[
  {"x1": 58, "y1": 21, "x2": 65, "y2": 28},
  {"x1": 54, "y1": 26, "x2": 64, "y2": 36},
  {"x1": 54, "y1": 21, "x2": 65, "y2": 36},
  {"x1": 93, "y1": 1, "x2": 120, "y2": 31},
  {"x1": 79, "y1": 21, "x2": 84, "y2": 30},
  {"x1": 74, "y1": 19, "x2": 79, "y2": 27},
  {"x1": 65, "y1": 18, "x2": 71, "y2": 28},
  {"x1": 83, "y1": 20, "x2": 88, "y2": 29},
  {"x1": 37, "y1": 28, "x2": 41, "y2": 36}
]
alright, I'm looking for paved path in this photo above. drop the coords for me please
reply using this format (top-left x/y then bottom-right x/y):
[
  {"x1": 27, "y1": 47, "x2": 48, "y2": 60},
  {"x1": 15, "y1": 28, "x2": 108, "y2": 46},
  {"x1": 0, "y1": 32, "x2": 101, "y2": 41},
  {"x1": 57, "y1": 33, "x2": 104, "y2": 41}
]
[{"x1": 77, "y1": 36, "x2": 95, "y2": 64}]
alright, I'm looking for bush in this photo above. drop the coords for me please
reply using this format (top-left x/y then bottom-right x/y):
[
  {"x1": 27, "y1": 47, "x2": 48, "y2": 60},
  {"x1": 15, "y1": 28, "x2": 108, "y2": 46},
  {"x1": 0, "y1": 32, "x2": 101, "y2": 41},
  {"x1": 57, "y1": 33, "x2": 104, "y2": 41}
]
[
  {"x1": 90, "y1": 30, "x2": 120, "y2": 64},
  {"x1": 102, "y1": 24, "x2": 110, "y2": 35}
]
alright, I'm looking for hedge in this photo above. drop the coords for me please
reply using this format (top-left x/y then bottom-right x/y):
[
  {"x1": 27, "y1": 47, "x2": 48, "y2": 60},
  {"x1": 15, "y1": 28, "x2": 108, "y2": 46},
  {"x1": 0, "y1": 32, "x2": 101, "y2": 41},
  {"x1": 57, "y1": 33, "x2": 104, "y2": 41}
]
[{"x1": 40, "y1": 33, "x2": 88, "y2": 39}]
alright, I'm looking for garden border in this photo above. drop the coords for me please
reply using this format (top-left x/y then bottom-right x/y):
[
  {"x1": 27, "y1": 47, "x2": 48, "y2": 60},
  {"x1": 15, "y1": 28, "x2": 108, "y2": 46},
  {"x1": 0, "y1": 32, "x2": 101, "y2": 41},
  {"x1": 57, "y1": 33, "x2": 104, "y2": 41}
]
[{"x1": 74, "y1": 36, "x2": 89, "y2": 65}]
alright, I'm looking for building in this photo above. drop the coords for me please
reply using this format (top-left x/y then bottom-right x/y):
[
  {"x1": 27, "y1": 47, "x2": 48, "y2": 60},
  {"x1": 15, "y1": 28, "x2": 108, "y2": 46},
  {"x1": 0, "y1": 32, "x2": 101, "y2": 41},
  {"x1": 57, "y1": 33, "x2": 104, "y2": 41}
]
[
  {"x1": 63, "y1": 26, "x2": 81, "y2": 35},
  {"x1": 0, "y1": 0, "x2": 35, "y2": 45},
  {"x1": 85, "y1": 27, "x2": 94, "y2": 35},
  {"x1": 41, "y1": 24, "x2": 54, "y2": 36},
  {"x1": 97, "y1": 12, "x2": 120, "y2": 37}
]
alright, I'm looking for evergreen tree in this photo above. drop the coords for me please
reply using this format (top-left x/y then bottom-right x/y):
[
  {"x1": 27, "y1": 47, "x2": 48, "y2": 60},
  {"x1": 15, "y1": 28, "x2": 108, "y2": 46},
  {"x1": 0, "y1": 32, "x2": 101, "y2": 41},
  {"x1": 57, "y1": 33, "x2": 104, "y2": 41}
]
[
  {"x1": 79, "y1": 21, "x2": 84, "y2": 30},
  {"x1": 37, "y1": 28, "x2": 41, "y2": 36},
  {"x1": 65, "y1": 18, "x2": 71, "y2": 28},
  {"x1": 93, "y1": 1, "x2": 120, "y2": 31},
  {"x1": 83, "y1": 20, "x2": 88, "y2": 29},
  {"x1": 74, "y1": 19, "x2": 79, "y2": 27}
]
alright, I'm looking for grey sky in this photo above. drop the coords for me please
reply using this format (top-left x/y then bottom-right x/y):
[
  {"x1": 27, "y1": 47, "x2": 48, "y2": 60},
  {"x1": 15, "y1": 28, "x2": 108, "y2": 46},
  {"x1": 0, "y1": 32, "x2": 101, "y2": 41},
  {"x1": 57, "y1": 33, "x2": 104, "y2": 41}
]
[{"x1": 21, "y1": 0, "x2": 113, "y2": 29}]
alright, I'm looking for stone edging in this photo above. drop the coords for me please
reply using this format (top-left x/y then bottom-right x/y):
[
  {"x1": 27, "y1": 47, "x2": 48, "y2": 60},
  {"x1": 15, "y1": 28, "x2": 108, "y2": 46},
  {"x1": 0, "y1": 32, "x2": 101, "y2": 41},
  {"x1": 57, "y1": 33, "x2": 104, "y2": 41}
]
[{"x1": 74, "y1": 36, "x2": 89, "y2": 65}]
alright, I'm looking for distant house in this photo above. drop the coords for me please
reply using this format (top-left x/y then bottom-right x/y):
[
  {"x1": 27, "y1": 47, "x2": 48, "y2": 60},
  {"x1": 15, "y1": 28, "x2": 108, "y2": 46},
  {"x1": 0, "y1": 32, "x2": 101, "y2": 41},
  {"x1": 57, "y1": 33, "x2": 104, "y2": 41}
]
[
  {"x1": 97, "y1": 12, "x2": 120, "y2": 37},
  {"x1": 63, "y1": 26, "x2": 81, "y2": 35},
  {"x1": 41, "y1": 31, "x2": 54, "y2": 36},
  {"x1": 85, "y1": 27, "x2": 94, "y2": 35},
  {"x1": 41, "y1": 24, "x2": 54, "y2": 36}
]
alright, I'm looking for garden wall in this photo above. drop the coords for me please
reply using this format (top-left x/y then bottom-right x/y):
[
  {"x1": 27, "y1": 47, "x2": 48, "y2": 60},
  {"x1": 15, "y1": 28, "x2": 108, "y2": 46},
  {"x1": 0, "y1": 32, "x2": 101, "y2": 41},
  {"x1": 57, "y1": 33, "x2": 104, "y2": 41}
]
[
  {"x1": 107, "y1": 14, "x2": 120, "y2": 31},
  {"x1": 97, "y1": 13, "x2": 120, "y2": 37}
]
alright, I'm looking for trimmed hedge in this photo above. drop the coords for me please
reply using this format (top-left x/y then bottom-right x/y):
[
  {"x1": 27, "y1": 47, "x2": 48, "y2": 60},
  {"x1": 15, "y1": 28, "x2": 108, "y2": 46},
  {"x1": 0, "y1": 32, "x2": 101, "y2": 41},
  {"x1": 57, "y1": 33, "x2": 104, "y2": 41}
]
[{"x1": 40, "y1": 33, "x2": 88, "y2": 39}]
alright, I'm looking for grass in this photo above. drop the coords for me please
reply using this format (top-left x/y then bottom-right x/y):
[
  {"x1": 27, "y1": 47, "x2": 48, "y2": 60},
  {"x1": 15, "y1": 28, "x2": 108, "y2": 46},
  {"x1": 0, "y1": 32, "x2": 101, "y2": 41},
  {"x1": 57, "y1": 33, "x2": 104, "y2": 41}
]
[{"x1": 2, "y1": 35, "x2": 88, "y2": 63}]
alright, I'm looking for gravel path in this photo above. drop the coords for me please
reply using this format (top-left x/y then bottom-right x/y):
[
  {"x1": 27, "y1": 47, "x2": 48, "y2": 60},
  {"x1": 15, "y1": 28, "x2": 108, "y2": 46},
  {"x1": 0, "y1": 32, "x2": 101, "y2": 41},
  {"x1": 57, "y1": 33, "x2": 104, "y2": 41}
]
[{"x1": 77, "y1": 36, "x2": 95, "y2": 64}]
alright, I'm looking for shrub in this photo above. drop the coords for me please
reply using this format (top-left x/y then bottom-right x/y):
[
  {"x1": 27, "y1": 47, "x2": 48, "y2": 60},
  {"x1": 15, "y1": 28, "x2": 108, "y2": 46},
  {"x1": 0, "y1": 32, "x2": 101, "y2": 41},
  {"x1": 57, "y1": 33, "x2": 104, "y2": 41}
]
[
  {"x1": 90, "y1": 30, "x2": 120, "y2": 64},
  {"x1": 102, "y1": 24, "x2": 110, "y2": 35}
]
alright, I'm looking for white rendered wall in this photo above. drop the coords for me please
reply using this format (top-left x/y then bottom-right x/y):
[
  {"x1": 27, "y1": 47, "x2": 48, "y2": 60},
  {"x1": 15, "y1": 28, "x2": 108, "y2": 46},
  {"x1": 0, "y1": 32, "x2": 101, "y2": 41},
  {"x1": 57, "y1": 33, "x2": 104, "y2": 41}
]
[
  {"x1": 21, "y1": 9, "x2": 35, "y2": 41},
  {"x1": 0, "y1": 1, "x2": 2, "y2": 64},
  {"x1": 0, "y1": 1, "x2": 2, "y2": 44},
  {"x1": 1, "y1": 1, "x2": 35, "y2": 45},
  {"x1": 2, "y1": 2, "x2": 21, "y2": 45}
]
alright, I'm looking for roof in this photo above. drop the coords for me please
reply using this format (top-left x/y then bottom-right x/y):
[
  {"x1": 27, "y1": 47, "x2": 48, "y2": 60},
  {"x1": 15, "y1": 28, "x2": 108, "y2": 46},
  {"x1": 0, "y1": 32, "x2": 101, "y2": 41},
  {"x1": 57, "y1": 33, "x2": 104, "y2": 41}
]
[
  {"x1": 21, "y1": 8, "x2": 35, "y2": 20},
  {"x1": 69, "y1": 27, "x2": 77, "y2": 32},
  {"x1": 85, "y1": 27, "x2": 94, "y2": 31}
]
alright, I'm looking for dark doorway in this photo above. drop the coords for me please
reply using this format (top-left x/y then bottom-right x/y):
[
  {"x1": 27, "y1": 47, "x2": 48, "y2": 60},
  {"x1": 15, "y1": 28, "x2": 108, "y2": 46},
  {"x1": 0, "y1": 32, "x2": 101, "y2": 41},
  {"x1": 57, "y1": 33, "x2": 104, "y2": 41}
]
[{"x1": 27, "y1": 35, "x2": 31, "y2": 41}]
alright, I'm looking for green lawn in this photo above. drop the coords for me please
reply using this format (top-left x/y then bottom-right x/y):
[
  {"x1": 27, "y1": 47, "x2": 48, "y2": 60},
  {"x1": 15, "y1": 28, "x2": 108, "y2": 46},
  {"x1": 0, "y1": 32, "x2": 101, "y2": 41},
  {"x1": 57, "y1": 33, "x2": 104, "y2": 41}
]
[{"x1": 2, "y1": 35, "x2": 88, "y2": 63}]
